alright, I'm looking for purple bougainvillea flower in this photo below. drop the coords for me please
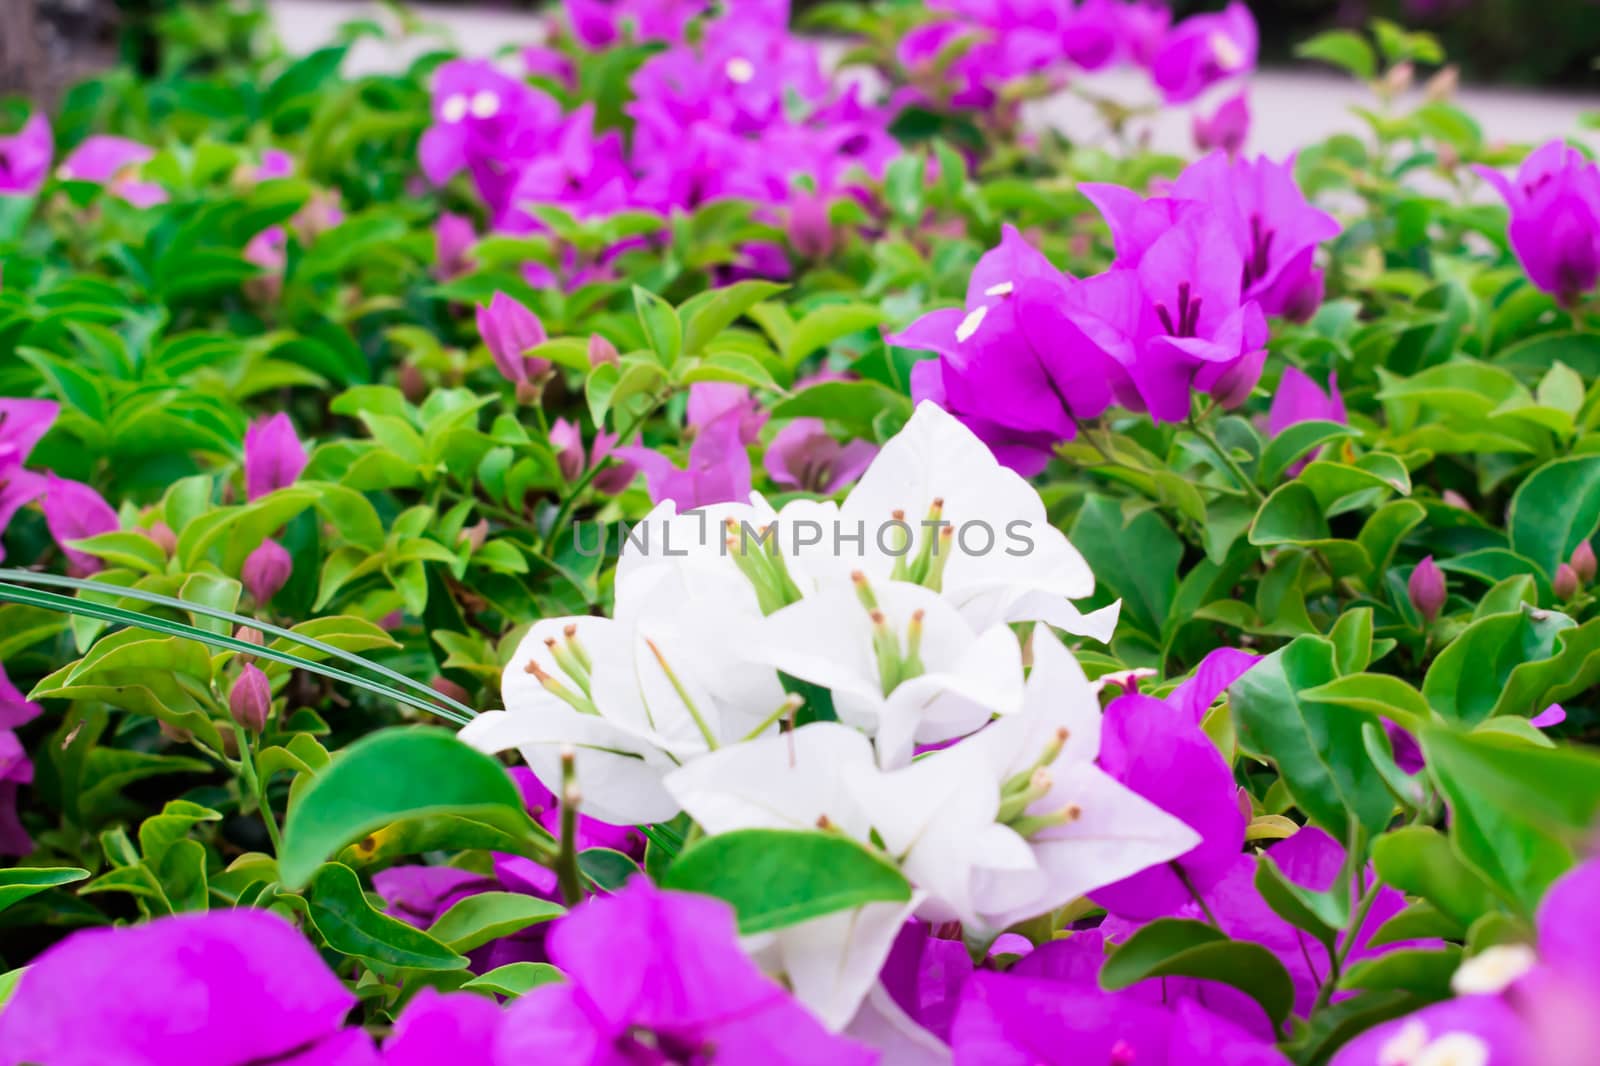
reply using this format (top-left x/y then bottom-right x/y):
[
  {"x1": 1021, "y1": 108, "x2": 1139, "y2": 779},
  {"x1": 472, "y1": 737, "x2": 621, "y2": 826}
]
[
  {"x1": 951, "y1": 968, "x2": 1288, "y2": 1064},
  {"x1": 477, "y1": 292, "x2": 551, "y2": 385},
  {"x1": 563, "y1": 0, "x2": 712, "y2": 49},
  {"x1": 245, "y1": 412, "x2": 310, "y2": 501},
  {"x1": 615, "y1": 405, "x2": 753, "y2": 509},
  {"x1": 1126, "y1": 209, "x2": 1270, "y2": 420},
  {"x1": 40, "y1": 473, "x2": 117, "y2": 575},
  {"x1": 1330, "y1": 996, "x2": 1530, "y2": 1066},
  {"x1": 765, "y1": 418, "x2": 879, "y2": 494},
  {"x1": 0, "y1": 909, "x2": 373, "y2": 1066},
  {"x1": 1267, "y1": 367, "x2": 1346, "y2": 475},
  {"x1": 1091, "y1": 665, "x2": 1254, "y2": 919},
  {"x1": 687, "y1": 383, "x2": 767, "y2": 445},
  {"x1": 0, "y1": 398, "x2": 59, "y2": 557},
  {"x1": 1115, "y1": 0, "x2": 1172, "y2": 67},
  {"x1": 435, "y1": 212, "x2": 476, "y2": 280},
  {"x1": 1168, "y1": 646, "x2": 1261, "y2": 724},
  {"x1": 1475, "y1": 140, "x2": 1600, "y2": 306},
  {"x1": 1193, "y1": 89, "x2": 1251, "y2": 156},
  {"x1": 0, "y1": 664, "x2": 41, "y2": 856},
  {"x1": 418, "y1": 60, "x2": 566, "y2": 215},
  {"x1": 381, "y1": 988, "x2": 502, "y2": 1065},
  {"x1": 1172, "y1": 153, "x2": 1342, "y2": 321},
  {"x1": 496, "y1": 877, "x2": 873, "y2": 1065},
  {"x1": 1149, "y1": 1, "x2": 1258, "y2": 104},
  {"x1": 890, "y1": 225, "x2": 1135, "y2": 474},
  {"x1": 551, "y1": 418, "x2": 637, "y2": 495},
  {"x1": 0, "y1": 114, "x2": 53, "y2": 196},
  {"x1": 58, "y1": 135, "x2": 167, "y2": 207}
]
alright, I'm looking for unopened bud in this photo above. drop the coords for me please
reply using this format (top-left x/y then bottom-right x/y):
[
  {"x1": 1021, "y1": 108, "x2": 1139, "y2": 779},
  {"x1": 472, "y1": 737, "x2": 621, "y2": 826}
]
[
  {"x1": 430, "y1": 676, "x2": 471, "y2": 706},
  {"x1": 234, "y1": 625, "x2": 265, "y2": 649},
  {"x1": 1555, "y1": 563, "x2": 1580, "y2": 601},
  {"x1": 148, "y1": 522, "x2": 177, "y2": 554},
  {"x1": 460, "y1": 519, "x2": 490, "y2": 553},
  {"x1": 1442, "y1": 489, "x2": 1472, "y2": 511},
  {"x1": 514, "y1": 378, "x2": 545, "y2": 407},
  {"x1": 1425, "y1": 64, "x2": 1459, "y2": 103},
  {"x1": 1572, "y1": 541, "x2": 1596, "y2": 584},
  {"x1": 242, "y1": 538, "x2": 292, "y2": 604},
  {"x1": 1408, "y1": 555, "x2": 1446, "y2": 623},
  {"x1": 398, "y1": 363, "x2": 428, "y2": 404},
  {"x1": 587, "y1": 333, "x2": 619, "y2": 367},
  {"x1": 1383, "y1": 62, "x2": 1415, "y2": 97},
  {"x1": 229, "y1": 662, "x2": 272, "y2": 733}
]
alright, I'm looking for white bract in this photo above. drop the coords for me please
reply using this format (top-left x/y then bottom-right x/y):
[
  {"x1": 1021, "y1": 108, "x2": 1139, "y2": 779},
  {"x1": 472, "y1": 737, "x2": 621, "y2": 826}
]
[
  {"x1": 462, "y1": 566, "x2": 787, "y2": 825},
  {"x1": 757, "y1": 579, "x2": 1024, "y2": 768}
]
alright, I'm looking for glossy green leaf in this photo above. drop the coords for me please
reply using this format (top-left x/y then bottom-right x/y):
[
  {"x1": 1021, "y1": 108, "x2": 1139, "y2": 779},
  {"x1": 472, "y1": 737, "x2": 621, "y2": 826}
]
[
  {"x1": 428, "y1": 892, "x2": 565, "y2": 953},
  {"x1": 1100, "y1": 918, "x2": 1296, "y2": 1031},
  {"x1": 305, "y1": 862, "x2": 466, "y2": 971},
  {"x1": 661, "y1": 829, "x2": 911, "y2": 934},
  {"x1": 0, "y1": 867, "x2": 90, "y2": 913},
  {"x1": 1508, "y1": 455, "x2": 1600, "y2": 577}
]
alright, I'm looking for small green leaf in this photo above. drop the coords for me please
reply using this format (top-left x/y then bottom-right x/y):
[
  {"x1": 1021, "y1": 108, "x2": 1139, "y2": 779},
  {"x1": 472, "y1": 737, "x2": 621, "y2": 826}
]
[
  {"x1": 661, "y1": 829, "x2": 911, "y2": 934},
  {"x1": 633, "y1": 286, "x2": 683, "y2": 366},
  {"x1": 1100, "y1": 918, "x2": 1296, "y2": 1031},
  {"x1": 461, "y1": 962, "x2": 565, "y2": 998},
  {"x1": 278, "y1": 728, "x2": 552, "y2": 890},
  {"x1": 428, "y1": 892, "x2": 565, "y2": 953},
  {"x1": 1295, "y1": 30, "x2": 1377, "y2": 79},
  {"x1": 0, "y1": 867, "x2": 90, "y2": 913},
  {"x1": 305, "y1": 862, "x2": 466, "y2": 971}
]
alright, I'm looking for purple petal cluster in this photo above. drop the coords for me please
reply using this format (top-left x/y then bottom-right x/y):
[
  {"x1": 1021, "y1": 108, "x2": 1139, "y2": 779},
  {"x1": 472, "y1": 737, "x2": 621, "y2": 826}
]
[{"x1": 1476, "y1": 139, "x2": 1600, "y2": 306}]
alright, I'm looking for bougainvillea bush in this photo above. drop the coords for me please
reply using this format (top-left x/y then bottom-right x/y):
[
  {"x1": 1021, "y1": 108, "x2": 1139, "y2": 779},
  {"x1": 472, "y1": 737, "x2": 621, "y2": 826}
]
[{"x1": 2, "y1": 0, "x2": 1600, "y2": 1061}]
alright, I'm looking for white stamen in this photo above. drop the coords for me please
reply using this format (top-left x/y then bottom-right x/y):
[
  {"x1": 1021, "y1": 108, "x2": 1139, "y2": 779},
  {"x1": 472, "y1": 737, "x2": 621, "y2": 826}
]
[
  {"x1": 1449, "y1": 943, "x2": 1537, "y2": 996},
  {"x1": 469, "y1": 90, "x2": 501, "y2": 119},
  {"x1": 1090, "y1": 668, "x2": 1158, "y2": 695},
  {"x1": 955, "y1": 305, "x2": 989, "y2": 343},
  {"x1": 725, "y1": 57, "x2": 756, "y2": 84},
  {"x1": 441, "y1": 93, "x2": 469, "y2": 123},
  {"x1": 984, "y1": 281, "x2": 1015, "y2": 297},
  {"x1": 1377, "y1": 1021, "x2": 1429, "y2": 1066},
  {"x1": 1210, "y1": 31, "x2": 1246, "y2": 71},
  {"x1": 1413, "y1": 1033, "x2": 1491, "y2": 1066}
]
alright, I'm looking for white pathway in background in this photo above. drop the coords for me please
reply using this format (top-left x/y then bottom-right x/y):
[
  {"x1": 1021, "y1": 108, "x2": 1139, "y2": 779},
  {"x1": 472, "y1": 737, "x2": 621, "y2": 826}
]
[{"x1": 270, "y1": 0, "x2": 1599, "y2": 156}]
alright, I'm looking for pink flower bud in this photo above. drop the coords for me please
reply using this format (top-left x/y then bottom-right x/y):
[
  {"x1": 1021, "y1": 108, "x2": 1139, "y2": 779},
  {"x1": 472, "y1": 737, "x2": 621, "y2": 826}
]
[
  {"x1": 1555, "y1": 562, "x2": 1580, "y2": 601},
  {"x1": 1192, "y1": 89, "x2": 1250, "y2": 156},
  {"x1": 1442, "y1": 490, "x2": 1472, "y2": 511},
  {"x1": 1408, "y1": 556, "x2": 1446, "y2": 623},
  {"x1": 430, "y1": 676, "x2": 471, "y2": 706},
  {"x1": 234, "y1": 625, "x2": 265, "y2": 648},
  {"x1": 587, "y1": 333, "x2": 619, "y2": 367},
  {"x1": 148, "y1": 522, "x2": 177, "y2": 555},
  {"x1": 242, "y1": 538, "x2": 292, "y2": 604},
  {"x1": 477, "y1": 292, "x2": 550, "y2": 384},
  {"x1": 229, "y1": 663, "x2": 272, "y2": 733},
  {"x1": 1572, "y1": 540, "x2": 1596, "y2": 584},
  {"x1": 243, "y1": 413, "x2": 308, "y2": 502}
]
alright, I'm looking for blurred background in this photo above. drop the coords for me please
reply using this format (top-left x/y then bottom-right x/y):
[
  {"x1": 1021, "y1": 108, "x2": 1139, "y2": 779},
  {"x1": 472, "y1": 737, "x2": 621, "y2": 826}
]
[{"x1": 3, "y1": 0, "x2": 1599, "y2": 103}]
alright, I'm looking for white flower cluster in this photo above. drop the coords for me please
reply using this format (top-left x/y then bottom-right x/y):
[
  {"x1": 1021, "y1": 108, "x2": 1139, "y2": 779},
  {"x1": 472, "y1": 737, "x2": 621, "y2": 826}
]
[{"x1": 461, "y1": 402, "x2": 1197, "y2": 1032}]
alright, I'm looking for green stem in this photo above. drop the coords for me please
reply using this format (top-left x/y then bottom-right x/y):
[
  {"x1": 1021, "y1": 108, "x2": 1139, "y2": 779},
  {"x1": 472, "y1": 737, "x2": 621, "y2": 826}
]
[
  {"x1": 555, "y1": 751, "x2": 583, "y2": 906},
  {"x1": 542, "y1": 392, "x2": 670, "y2": 553},
  {"x1": 1187, "y1": 417, "x2": 1265, "y2": 503},
  {"x1": 233, "y1": 723, "x2": 282, "y2": 854},
  {"x1": 1173, "y1": 862, "x2": 1221, "y2": 928}
]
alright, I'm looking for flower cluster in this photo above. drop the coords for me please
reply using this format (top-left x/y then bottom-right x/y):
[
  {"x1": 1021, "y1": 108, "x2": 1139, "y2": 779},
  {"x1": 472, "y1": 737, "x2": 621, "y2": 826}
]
[
  {"x1": 1476, "y1": 139, "x2": 1600, "y2": 307},
  {"x1": 893, "y1": 151, "x2": 1340, "y2": 473}
]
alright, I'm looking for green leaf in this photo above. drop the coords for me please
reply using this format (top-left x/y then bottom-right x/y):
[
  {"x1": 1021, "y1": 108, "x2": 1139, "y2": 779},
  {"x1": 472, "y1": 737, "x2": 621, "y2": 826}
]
[
  {"x1": 681, "y1": 280, "x2": 788, "y2": 355},
  {"x1": 427, "y1": 892, "x2": 565, "y2": 953},
  {"x1": 1100, "y1": 918, "x2": 1296, "y2": 1031},
  {"x1": 769, "y1": 380, "x2": 912, "y2": 436},
  {"x1": 461, "y1": 962, "x2": 565, "y2": 998},
  {"x1": 784, "y1": 304, "x2": 883, "y2": 366},
  {"x1": 1230, "y1": 637, "x2": 1396, "y2": 836},
  {"x1": 1338, "y1": 946, "x2": 1462, "y2": 999},
  {"x1": 1508, "y1": 454, "x2": 1600, "y2": 577},
  {"x1": 278, "y1": 728, "x2": 552, "y2": 890},
  {"x1": 1371, "y1": 826, "x2": 1499, "y2": 931},
  {"x1": 1422, "y1": 727, "x2": 1600, "y2": 912},
  {"x1": 1253, "y1": 855, "x2": 1339, "y2": 949},
  {"x1": 1068, "y1": 497, "x2": 1182, "y2": 644},
  {"x1": 305, "y1": 862, "x2": 466, "y2": 971},
  {"x1": 1258, "y1": 420, "x2": 1358, "y2": 486},
  {"x1": 0, "y1": 867, "x2": 90, "y2": 913},
  {"x1": 1421, "y1": 606, "x2": 1590, "y2": 724},
  {"x1": 633, "y1": 286, "x2": 683, "y2": 366},
  {"x1": 1300, "y1": 673, "x2": 1431, "y2": 733},
  {"x1": 661, "y1": 829, "x2": 911, "y2": 934},
  {"x1": 1296, "y1": 30, "x2": 1377, "y2": 79}
]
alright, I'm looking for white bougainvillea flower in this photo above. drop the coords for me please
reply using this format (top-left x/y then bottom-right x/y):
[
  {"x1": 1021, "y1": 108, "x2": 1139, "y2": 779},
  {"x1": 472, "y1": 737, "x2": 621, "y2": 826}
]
[
  {"x1": 755, "y1": 579, "x2": 1024, "y2": 767},
  {"x1": 957, "y1": 629, "x2": 1203, "y2": 934},
  {"x1": 462, "y1": 567, "x2": 788, "y2": 825},
  {"x1": 666, "y1": 723, "x2": 915, "y2": 1031},
  {"x1": 832, "y1": 402, "x2": 1119, "y2": 641}
]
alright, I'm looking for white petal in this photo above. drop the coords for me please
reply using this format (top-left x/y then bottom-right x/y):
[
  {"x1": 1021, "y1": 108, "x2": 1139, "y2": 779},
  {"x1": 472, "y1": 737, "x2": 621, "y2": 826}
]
[
  {"x1": 457, "y1": 708, "x2": 680, "y2": 825},
  {"x1": 844, "y1": 984, "x2": 953, "y2": 1066},
  {"x1": 664, "y1": 722, "x2": 878, "y2": 839},
  {"x1": 770, "y1": 894, "x2": 924, "y2": 1031},
  {"x1": 440, "y1": 93, "x2": 469, "y2": 123},
  {"x1": 974, "y1": 763, "x2": 1201, "y2": 932}
]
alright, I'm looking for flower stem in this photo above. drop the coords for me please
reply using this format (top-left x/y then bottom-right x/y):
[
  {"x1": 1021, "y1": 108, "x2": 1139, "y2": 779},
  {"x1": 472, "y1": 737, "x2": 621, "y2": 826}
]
[
  {"x1": 556, "y1": 748, "x2": 584, "y2": 906},
  {"x1": 1187, "y1": 417, "x2": 1265, "y2": 503},
  {"x1": 542, "y1": 390, "x2": 670, "y2": 553}
]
